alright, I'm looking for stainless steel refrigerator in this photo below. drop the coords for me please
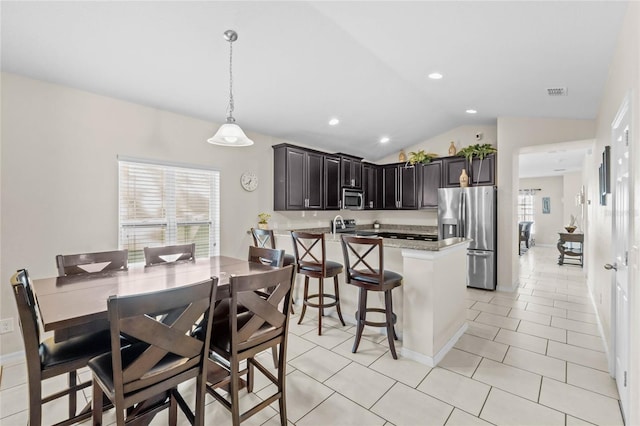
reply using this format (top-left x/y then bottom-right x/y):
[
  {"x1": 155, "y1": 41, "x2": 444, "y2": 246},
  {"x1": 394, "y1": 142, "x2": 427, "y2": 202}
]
[{"x1": 438, "y1": 186, "x2": 497, "y2": 290}]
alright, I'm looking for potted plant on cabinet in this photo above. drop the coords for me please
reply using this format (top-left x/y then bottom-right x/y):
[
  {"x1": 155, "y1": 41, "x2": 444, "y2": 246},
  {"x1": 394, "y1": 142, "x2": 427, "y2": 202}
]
[
  {"x1": 406, "y1": 150, "x2": 437, "y2": 166},
  {"x1": 257, "y1": 213, "x2": 271, "y2": 230},
  {"x1": 457, "y1": 143, "x2": 497, "y2": 185}
]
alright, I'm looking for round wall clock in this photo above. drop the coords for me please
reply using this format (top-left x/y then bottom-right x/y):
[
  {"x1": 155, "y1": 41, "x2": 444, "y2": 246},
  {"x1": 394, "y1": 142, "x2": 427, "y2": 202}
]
[{"x1": 240, "y1": 171, "x2": 258, "y2": 192}]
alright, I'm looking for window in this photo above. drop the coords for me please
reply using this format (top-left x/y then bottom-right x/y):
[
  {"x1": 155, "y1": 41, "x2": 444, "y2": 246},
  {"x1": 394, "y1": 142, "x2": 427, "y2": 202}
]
[
  {"x1": 118, "y1": 158, "x2": 220, "y2": 264},
  {"x1": 518, "y1": 193, "x2": 535, "y2": 223}
]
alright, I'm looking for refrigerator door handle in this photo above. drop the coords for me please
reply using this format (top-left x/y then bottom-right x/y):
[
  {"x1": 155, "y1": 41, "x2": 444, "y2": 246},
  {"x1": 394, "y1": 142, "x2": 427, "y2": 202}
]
[
  {"x1": 459, "y1": 192, "x2": 466, "y2": 237},
  {"x1": 468, "y1": 251, "x2": 491, "y2": 258}
]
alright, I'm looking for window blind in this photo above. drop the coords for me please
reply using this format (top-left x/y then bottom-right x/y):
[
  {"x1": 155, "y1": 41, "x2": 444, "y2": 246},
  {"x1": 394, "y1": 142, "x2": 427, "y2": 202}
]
[{"x1": 118, "y1": 159, "x2": 220, "y2": 264}]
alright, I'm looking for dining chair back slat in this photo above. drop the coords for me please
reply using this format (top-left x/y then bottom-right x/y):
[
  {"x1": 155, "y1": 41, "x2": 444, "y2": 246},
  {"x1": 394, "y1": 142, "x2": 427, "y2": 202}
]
[
  {"x1": 56, "y1": 249, "x2": 128, "y2": 276},
  {"x1": 144, "y1": 243, "x2": 196, "y2": 267}
]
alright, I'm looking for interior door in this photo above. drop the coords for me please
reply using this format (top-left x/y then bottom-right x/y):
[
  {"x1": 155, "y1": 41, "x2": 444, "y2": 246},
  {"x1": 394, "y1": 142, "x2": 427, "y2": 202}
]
[{"x1": 610, "y1": 95, "x2": 630, "y2": 422}]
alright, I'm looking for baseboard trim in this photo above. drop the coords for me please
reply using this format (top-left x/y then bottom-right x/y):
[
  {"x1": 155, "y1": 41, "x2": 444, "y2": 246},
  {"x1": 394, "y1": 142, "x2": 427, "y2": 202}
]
[
  {"x1": 587, "y1": 288, "x2": 612, "y2": 375},
  {"x1": 0, "y1": 350, "x2": 25, "y2": 366},
  {"x1": 401, "y1": 322, "x2": 467, "y2": 367}
]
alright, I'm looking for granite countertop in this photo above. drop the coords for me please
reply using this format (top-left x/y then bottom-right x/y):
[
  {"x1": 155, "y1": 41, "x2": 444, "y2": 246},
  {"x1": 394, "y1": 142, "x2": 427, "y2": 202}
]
[{"x1": 273, "y1": 225, "x2": 469, "y2": 252}]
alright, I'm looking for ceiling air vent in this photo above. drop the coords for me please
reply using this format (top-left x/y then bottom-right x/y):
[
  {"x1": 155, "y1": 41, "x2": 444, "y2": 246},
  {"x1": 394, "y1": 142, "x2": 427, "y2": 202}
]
[{"x1": 547, "y1": 87, "x2": 568, "y2": 96}]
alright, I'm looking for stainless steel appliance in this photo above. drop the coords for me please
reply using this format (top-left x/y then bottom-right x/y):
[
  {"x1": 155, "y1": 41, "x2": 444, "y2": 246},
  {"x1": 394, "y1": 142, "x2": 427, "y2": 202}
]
[
  {"x1": 342, "y1": 188, "x2": 364, "y2": 210},
  {"x1": 438, "y1": 186, "x2": 497, "y2": 290}
]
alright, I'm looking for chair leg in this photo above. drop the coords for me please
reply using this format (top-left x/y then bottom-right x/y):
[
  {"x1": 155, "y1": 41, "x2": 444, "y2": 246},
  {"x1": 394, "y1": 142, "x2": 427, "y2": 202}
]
[
  {"x1": 318, "y1": 277, "x2": 324, "y2": 335},
  {"x1": 247, "y1": 358, "x2": 254, "y2": 393},
  {"x1": 384, "y1": 290, "x2": 398, "y2": 359},
  {"x1": 169, "y1": 391, "x2": 178, "y2": 426},
  {"x1": 271, "y1": 346, "x2": 279, "y2": 369},
  {"x1": 352, "y1": 288, "x2": 367, "y2": 354},
  {"x1": 278, "y1": 363, "x2": 287, "y2": 426},
  {"x1": 333, "y1": 275, "x2": 346, "y2": 326},
  {"x1": 298, "y1": 276, "x2": 309, "y2": 325},
  {"x1": 28, "y1": 373, "x2": 42, "y2": 426},
  {"x1": 388, "y1": 290, "x2": 398, "y2": 340},
  {"x1": 195, "y1": 373, "x2": 205, "y2": 426},
  {"x1": 68, "y1": 371, "x2": 77, "y2": 419},
  {"x1": 92, "y1": 377, "x2": 104, "y2": 426},
  {"x1": 230, "y1": 358, "x2": 241, "y2": 426}
]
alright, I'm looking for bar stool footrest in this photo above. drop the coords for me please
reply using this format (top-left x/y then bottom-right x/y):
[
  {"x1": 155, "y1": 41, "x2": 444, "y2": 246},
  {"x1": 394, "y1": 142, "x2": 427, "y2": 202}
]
[
  {"x1": 356, "y1": 308, "x2": 397, "y2": 328},
  {"x1": 303, "y1": 293, "x2": 339, "y2": 309}
]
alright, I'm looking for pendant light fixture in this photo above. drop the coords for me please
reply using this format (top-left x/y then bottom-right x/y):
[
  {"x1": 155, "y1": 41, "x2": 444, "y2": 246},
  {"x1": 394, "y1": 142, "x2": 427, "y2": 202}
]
[{"x1": 208, "y1": 29, "x2": 254, "y2": 147}]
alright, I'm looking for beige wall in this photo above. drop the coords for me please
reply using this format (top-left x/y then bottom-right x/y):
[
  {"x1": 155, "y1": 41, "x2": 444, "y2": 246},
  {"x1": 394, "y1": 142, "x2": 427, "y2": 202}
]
[
  {"x1": 562, "y1": 171, "x2": 583, "y2": 231},
  {"x1": 519, "y1": 176, "x2": 564, "y2": 246}
]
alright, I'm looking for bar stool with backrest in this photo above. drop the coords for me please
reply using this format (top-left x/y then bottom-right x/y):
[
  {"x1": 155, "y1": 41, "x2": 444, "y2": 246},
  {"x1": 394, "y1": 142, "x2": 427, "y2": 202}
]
[
  {"x1": 56, "y1": 249, "x2": 128, "y2": 276},
  {"x1": 143, "y1": 243, "x2": 196, "y2": 266},
  {"x1": 205, "y1": 266, "x2": 295, "y2": 426},
  {"x1": 290, "y1": 231, "x2": 345, "y2": 335},
  {"x1": 10, "y1": 269, "x2": 115, "y2": 426},
  {"x1": 340, "y1": 235, "x2": 402, "y2": 359},
  {"x1": 88, "y1": 278, "x2": 217, "y2": 425}
]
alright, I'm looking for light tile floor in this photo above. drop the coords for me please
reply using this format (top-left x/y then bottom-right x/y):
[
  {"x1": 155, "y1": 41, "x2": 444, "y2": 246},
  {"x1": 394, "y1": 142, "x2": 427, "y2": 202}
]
[{"x1": 0, "y1": 246, "x2": 625, "y2": 425}]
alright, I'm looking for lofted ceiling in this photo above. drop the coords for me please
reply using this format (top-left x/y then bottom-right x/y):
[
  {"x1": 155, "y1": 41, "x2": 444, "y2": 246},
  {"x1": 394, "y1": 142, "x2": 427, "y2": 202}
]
[{"x1": 0, "y1": 1, "x2": 628, "y2": 162}]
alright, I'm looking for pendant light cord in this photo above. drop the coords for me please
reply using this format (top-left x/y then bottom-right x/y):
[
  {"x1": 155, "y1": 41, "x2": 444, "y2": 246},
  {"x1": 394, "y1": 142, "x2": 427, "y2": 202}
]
[{"x1": 227, "y1": 39, "x2": 235, "y2": 121}]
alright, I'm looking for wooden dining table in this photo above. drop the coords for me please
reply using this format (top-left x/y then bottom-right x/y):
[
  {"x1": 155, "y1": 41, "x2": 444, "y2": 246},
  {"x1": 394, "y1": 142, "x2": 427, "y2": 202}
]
[{"x1": 31, "y1": 255, "x2": 277, "y2": 338}]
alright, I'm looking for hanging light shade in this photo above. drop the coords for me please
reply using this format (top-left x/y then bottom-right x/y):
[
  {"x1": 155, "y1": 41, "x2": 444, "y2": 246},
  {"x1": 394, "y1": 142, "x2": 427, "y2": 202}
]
[{"x1": 208, "y1": 29, "x2": 254, "y2": 147}]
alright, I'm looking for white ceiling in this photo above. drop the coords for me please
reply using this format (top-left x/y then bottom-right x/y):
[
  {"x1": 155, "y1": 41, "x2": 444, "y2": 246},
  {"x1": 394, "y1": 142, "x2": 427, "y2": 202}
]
[
  {"x1": 519, "y1": 141, "x2": 593, "y2": 179},
  {"x1": 0, "y1": 1, "x2": 628, "y2": 162}
]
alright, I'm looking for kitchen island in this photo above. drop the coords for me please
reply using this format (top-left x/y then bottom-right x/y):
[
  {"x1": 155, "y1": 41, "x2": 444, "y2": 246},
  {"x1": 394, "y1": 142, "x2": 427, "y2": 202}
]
[{"x1": 274, "y1": 227, "x2": 469, "y2": 367}]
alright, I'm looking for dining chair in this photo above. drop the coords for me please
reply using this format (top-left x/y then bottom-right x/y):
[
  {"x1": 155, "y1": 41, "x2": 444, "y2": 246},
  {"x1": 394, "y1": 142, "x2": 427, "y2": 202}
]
[
  {"x1": 88, "y1": 278, "x2": 217, "y2": 425},
  {"x1": 340, "y1": 235, "x2": 403, "y2": 359},
  {"x1": 211, "y1": 246, "x2": 284, "y2": 369},
  {"x1": 251, "y1": 228, "x2": 296, "y2": 267},
  {"x1": 143, "y1": 243, "x2": 196, "y2": 266},
  {"x1": 206, "y1": 265, "x2": 294, "y2": 426},
  {"x1": 56, "y1": 249, "x2": 128, "y2": 276},
  {"x1": 10, "y1": 269, "x2": 114, "y2": 426},
  {"x1": 291, "y1": 231, "x2": 346, "y2": 335}
]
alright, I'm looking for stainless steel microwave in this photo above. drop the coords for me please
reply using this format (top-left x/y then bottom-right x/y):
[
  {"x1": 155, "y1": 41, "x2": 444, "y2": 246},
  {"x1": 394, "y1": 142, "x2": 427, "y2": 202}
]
[{"x1": 342, "y1": 188, "x2": 364, "y2": 210}]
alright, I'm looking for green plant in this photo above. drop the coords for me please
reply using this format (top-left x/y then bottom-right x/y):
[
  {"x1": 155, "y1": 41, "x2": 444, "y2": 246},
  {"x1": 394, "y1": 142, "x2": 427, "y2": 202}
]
[
  {"x1": 258, "y1": 212, "x2": 271, "y2": 224},
  {"x1": 457, "y1": 143, "x2": 497, "y2": 162},
  {"x1": 407, "y1": 149, "x2": 436, "y2": 165}
]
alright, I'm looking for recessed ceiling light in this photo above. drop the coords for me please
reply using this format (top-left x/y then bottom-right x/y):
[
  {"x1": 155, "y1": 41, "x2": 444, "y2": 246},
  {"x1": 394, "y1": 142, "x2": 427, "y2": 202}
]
[
  {"x1": 328, "y1": 118, "x2": 340, "y2": 126},
  {"x1": 428, "y1": 72, "x2": 443, "y2": 80},
  {"x1": 380, "y1": 136, "x2": 390, "y2": 144},
  {"x1": 466, "y1": 109, "x2": 477, "y2": 114}
]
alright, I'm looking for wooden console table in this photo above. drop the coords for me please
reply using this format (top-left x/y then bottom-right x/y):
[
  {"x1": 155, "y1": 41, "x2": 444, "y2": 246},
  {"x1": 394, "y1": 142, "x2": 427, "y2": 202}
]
[{"x1": 557, "y1": 232, "x2": 584, "y2": 267}]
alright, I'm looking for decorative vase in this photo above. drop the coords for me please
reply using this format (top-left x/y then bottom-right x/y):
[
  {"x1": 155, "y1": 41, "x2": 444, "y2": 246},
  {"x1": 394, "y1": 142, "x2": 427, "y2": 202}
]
[
  {"x1": 258, "y1": 223, "x2": 269, "y2": 230},
  {"x1": 459, "y1": 169, "x2": 469, "y2": 188},
  {"x1": 448, "y1": 141, "x2": 457, "y2": 156},
  {"x1": 399, "y1": 150, "x2": 407, "y2": 162}
]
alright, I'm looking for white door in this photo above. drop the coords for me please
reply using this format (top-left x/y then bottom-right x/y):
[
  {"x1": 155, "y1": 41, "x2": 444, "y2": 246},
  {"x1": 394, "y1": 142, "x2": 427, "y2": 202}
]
[{"x1": 610, "y1": 95, "x2": 630, "y2": 422}]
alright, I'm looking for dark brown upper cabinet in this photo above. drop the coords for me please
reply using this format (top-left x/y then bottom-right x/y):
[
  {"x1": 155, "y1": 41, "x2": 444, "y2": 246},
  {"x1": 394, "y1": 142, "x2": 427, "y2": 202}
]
[
  {"x1": 470, "y1": 153, "x2": 496, "y2": 186},
  {"x1": 362, "y1": 163, "x2": 380, "y2": 210},
  {"x1": 441, "y1": 153, "x2": 495, "y2": 187},
  {"x1": 442, "y1": 156, "x2": 468, "y2": 188},
  {"x1": 339, "y1": 154, "x2": 363, "y2": 188},
  {"x1": 382, "y1": 163, "x2": 418, "y2": 209},
  {"x1": 273, "y1": 144, "x2": 324, "y2": 211},
  {"x1": 324, "y1": 155, "x2": 341, "y2": 210},
  {"x1": 419, "y1": 160, "x2": 442, "y2": 209}
]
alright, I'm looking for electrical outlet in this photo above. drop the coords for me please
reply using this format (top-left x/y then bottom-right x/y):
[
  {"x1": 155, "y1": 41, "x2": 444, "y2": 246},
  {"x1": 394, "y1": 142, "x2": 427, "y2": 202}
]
[{"x1": 0, "y1": 318, "x2": 14, "y2": 334}]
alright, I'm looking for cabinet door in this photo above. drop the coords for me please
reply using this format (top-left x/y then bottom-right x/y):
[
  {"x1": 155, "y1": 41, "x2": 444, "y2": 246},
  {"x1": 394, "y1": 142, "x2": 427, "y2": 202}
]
[
  {"x1": 352, "y1": 161, "x2": 362, "y2": 188},
  {"x1": 324, "y1": 156, "x2": 341, "y2": 210},
  {"x1": 382, "y1": 165, "x2": 398, "y2": 209},
  {"x1": 363, "y1": 164, "x2": 378, "y2": 209},
  {"x1": 306, "y1": 152, "x2": 324, "y2": 209},
  {"x1": 399, "y1": 166, "x2": 418, "y2": 209},
  {"x1": 286, "y1": 148, "x2": 306, "y2": 210},
  {"x1": 420, "y1": 161, "x2": 441, "y2": 208},
  {"x1": 442, "y1": 156, "x2": 467, "y2": 188},
  {"x1": 471, "y1": 154, "x2": 495, "y2": 186},
  {"x1": 341, "y1": 157, "x2": 353, "y2": 187}
]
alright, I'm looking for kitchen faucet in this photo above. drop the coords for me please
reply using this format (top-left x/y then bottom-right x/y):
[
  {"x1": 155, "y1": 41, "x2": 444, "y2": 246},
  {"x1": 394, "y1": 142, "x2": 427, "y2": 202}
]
[{"x1": 332, "y1": 214, "x2": 345, "y2": 235}]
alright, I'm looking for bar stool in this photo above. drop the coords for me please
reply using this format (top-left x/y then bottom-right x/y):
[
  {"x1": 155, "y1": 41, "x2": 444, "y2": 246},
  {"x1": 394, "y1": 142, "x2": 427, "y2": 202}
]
[
  {"x1": 340, "y1": 235, "x2": 402, "y2": 359},
  {"x1": 291, "y1": 231, "x2": 345, "y2": 335}
]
